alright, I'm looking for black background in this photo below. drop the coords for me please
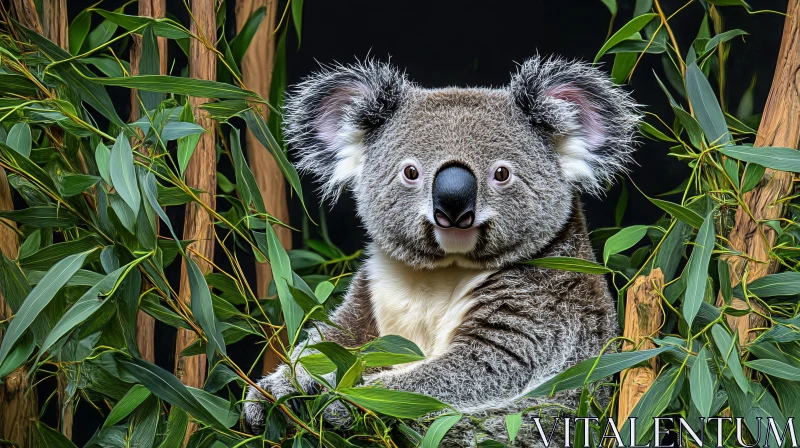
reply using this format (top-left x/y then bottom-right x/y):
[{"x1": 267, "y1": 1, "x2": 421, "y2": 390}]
[{"x1": 49, "y1": 0, "x2": 786, "y2": 443}]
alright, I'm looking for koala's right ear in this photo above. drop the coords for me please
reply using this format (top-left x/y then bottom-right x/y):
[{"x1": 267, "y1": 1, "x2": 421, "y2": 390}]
[{"x1": 283, "y1": 61, "x2": 410, "y2": 200}]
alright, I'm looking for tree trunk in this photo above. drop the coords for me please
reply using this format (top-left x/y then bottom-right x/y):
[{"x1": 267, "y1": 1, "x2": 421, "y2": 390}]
[
  {"x1": 129, "y1": 0, "x2": 167, "y2": 365},
  {"x1": 42, "y1": 0, "x2": 67, "y2": 50},
  {"x1": 41, "y1": 1, "x2": 74, "y2": 439},
  {"x1": 718, "y1": 0, "x2": 800, "y2": 345},
  {"x1": 0, "y1": 167, "x2": 36, "y2": 447},
  {"x1": 617, "y1": 268, "x2": 664, "y2": 426},
  {"x1": 235, "y1": 0, "x2": 290, "y2": 376},
  {"x1": 175, "y1": 0, "x2": 217, "y2": 442},
  {"x1": 9, "y1": 0, "x2": 42, "y2": 34}
]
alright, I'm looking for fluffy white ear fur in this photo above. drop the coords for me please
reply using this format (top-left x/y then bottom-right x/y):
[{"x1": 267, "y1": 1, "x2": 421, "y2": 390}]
[
  {"x1": 545, "y1": 84, "x2": 610, "y2": 188},
  {"x1": 326, "y1": 123, "x2": 366, "y2": 195}
]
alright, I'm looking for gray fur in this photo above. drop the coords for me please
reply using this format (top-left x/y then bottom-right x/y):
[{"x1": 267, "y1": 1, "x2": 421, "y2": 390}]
[{"x1": 244, "y1": 56, "x2": 640, "y2": 446}]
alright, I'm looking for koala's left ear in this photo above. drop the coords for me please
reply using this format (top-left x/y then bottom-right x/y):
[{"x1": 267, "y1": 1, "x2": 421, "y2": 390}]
[
  {"x1": 284, "y1": 61, "x2": 410, "y2": 201},
  {"x1": 510, "y1": 56, "x2": 641, "y2": 194}
]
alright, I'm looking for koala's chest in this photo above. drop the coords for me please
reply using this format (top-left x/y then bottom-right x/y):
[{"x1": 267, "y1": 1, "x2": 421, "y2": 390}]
[{"x1": 365, "y1": 254, "x2": 496, "y2": 359}]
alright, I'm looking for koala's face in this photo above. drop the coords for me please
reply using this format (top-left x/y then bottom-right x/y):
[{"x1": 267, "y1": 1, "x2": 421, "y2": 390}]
[{"x1": 285, "y1": 57, "x2": 639, "y2": 269}]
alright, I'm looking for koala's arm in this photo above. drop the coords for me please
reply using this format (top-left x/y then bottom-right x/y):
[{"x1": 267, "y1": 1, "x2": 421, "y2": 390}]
[
  {"x1": 366, "y1": 271, "x2": 611, "y2": 413},
  {"x1": 244, "y1": 272, "x2": 378, "y2": 431}
]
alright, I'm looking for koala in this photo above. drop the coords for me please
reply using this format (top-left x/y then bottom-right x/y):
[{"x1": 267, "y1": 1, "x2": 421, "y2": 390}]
[{"x1": 243, "y1": 56, "x2": 640, "y2": 446}]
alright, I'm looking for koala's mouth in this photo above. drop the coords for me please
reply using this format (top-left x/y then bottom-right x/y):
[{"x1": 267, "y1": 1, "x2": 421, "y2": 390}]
[{"x1": 433, "y1": 227, "x2": 480, "y2": 254}]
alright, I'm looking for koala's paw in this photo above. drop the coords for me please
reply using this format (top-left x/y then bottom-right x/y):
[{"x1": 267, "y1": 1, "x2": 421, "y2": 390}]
[
  {"x1": 322, "y1": 399, "x2": 353, "y2": 428},
  {"x1": 242, "y1": 365, "x2": 296, "y2": 434}
]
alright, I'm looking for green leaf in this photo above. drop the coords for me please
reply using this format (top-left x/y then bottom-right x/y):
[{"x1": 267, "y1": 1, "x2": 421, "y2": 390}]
[
  {"x1": 640, "y1": 121, "x2": 676, "y2": 142},
  {"x1": 734, "y1": 272, "x2": 800, "y2": 298},
  {"x1": 139, "y1": 25, "x2": 164, "y2": 111},
  {"x1": 230, "y1": 126, "x2": 265, "y2": 214},
  {"x1": 0, "y1": 206, "x2": 76, "y2": 228},
  {"x1": 117, "y1": 356, "x2": 232, "y2": 429},
  {"x1": 704, "y1": 29, "x2": 748, "y2": 53},
  {"x1": 292, "y1": 0, "x2": 304, "y2": 46},
  {"x1": 0, "y1": 333, "x2": 34, "y2": 379},
  {"x1": 110, "y1": 132, "x2": 140, "y2": 218},
  {"x1": 689, "y1": 347, "x2": 713, "y2": 416},
  {"x1": 243, "y1": 109, "x2": 307, "y2": 214},
  {"x1": 620, "y1": 366, "x2": 684, "y2": 445},
  {"x1": 683, "y1": 209, "x2": 715, "y2": 326},
  {"x1": 91, "y1": 75, "x2": 255, "y2": 99},
  {"x1": 266, "y1": 225, "x2": 302, "y2": 342},
  {"x1": 314, "y1": 281, "x2": 335, "y2": 302},
  {"x1": 60, "y1": 174, "x2": 101, "y2": 197},
  {"x1": 603, "y1": 225, "x2": 649, "y2": 264},
  {"x1": 645, "y1": 197, "x2": 704, "y2": 228},
  {"x1": 745, "y1": 359, "x2": 800, "y2": 381},
  {"x1": 720, "y1": 145, "x2": 800, "y2": 173},
  {"x1": 39, "y1": 264, "x2": 129, "y2": 358},
  {"x1": 186, "y1": 256, "x2": 226, "y2": 358},
  {"x1": 7, "y1": 122, "x2": 32, "y2": 157},
  {"x1": 594, "y1": 14, "x2": 657, "y2": 63},
  {"x1": 18, "y1": 234, "x2": 101, "y2": 271},
  {"x1": 422, "y1": 413, "x2": 463, "y2": 448},
  {"x1": 177, "y1": 104, "x2": 200, "y2": 177},
  {"x1": 528, "y1": 347, "x2": 668, "y2": 396},
  {"x1": 103, "y1": 384, "x2": 151, "y2": 428},
  {"x1": 156, "y1": 407, "x2": 188, "y2": 448},
  {"x1": 92, "y1": 10, "x2": 191, "y2": 40},
  {"x1": 524, "y1": 256, "x2": 612, "y2": 274},
  {"x1": 17, "y1": 230, "x2": 41, "y2": 260},
  {"x1": 229, "y1": 6, "x2": 266, "y2": 65},
  {"x1": 95, "y1": 143, "x2": 112, "y2": 185},
  {"x1": 740, "y1": 162, "x2": 766, "y2": 193},
  {"x1": 506, "y1": 412, "x2": 522, "y2": 443},
  {"x1": 69, "y1": 9, "x2": 92, "y2": 54},
  {"x1": 33, "y1": 422, "x2": 78, "y2": 448},
  {"x1": 16, "y1": 26, "x2": 125, "y2": 127},
  {"x1": 338, "y1": 387, "x2": 448, "y2": 419},
  {"x1": 0, "y1": 250, "x2": 94, "y2": 367},
  {"x1": 601, "y1": 0, "x2": 618, "y2": 15},
  {"x1": 711, "y1": 324, "x2": 749, "y2": 394},
  {"x1": 686, "y1": 62, "x2": 730, "y2": 146},
  {"x1": 362, "y1": 335, "x2": 425, "y2": 368}
]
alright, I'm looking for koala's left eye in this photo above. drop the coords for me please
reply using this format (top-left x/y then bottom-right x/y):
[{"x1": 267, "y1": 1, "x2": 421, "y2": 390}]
[
  {"x1": 490, "y1": 162, "x2": 513, "y2": 187},
  {"x1": 494, "y1": 167, "x2": 510, "y2": 182}
]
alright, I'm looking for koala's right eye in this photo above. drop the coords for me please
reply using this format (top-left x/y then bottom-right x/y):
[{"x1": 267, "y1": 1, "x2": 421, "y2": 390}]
[{"x1": 404, "y1": 165, "x2": 419, "y2": 180}]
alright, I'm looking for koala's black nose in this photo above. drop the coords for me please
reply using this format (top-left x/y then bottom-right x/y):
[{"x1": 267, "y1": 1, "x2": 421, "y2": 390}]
[{"x1": 432, "y1": 164, "x2": 476, "y2": 229}]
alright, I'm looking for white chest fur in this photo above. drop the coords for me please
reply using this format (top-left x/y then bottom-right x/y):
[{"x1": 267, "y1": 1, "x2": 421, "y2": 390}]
[{"x1": 365, "y1": 250, "x2": 497, "y2": 359}]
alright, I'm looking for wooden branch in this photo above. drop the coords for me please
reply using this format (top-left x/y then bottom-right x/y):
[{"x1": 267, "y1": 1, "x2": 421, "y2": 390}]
[
  {"x1": 718, "y1": 0, "x2": 800, "y2": 345},
  {"x1": 129, "y1": 0, "x2": 167, "y2": 365},
  {"x1": 618, "y1": 268, "x2": 664, "y2": 426},
  {"x1": 40, "y1": 0, "x2": 74, "y2": 438},
  {"x1": 0, "y1": 168, "x2": 36, "y2": 448},
  {"x1": 42, "y1": 0, "x2": 67, "y2": 49},
  {"x1": 175, "y1": 0, "x2": 217, "y2": 442},
  {"x1": 235, "y1": 0, "x2": 288, "y2": 376},
  {"x1": 9, "y1": 0, "x2": 42, "y2": 34}
]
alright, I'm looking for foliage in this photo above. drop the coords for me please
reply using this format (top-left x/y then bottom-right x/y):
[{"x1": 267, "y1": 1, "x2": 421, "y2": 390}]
[
  {"x1": 2, "y1": 0, "x2": 800, "y2": 447},
  {"x1": 0, "y1": 2, "x2": 430, "y2": 447},
  {"x1": 528, "y1": 1, "x2": 800, "y2": 446}
]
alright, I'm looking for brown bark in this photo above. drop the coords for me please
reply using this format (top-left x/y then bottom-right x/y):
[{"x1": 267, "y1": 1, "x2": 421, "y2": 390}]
[
  {"x1": 0, "y1": 167, "x2": 36, "y2": 447},
  {"x1": 42, "y1": 0, "x2": 68, "y2": 48},
  {"x1": 235, "y1": 0, "x2": 291, "y2": 375},
  {"x1": 41, "y1": 0, "x2": 73, "y2": 439},
  {"x1": 717, "y1": 0, "x2": 800, "y2": 345},
  {"x1": 618, "y1": 268, "x2": 664, "y2": 426},
  {"x1": 129, "y1": 0, "x2": 167, "y2": 365},
  {"x1": 9, "y1": 0, "x2": 42, "y2": 34},
  {"x1": 175, "y1": 0, "x2": 217, "y2": 442}
]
